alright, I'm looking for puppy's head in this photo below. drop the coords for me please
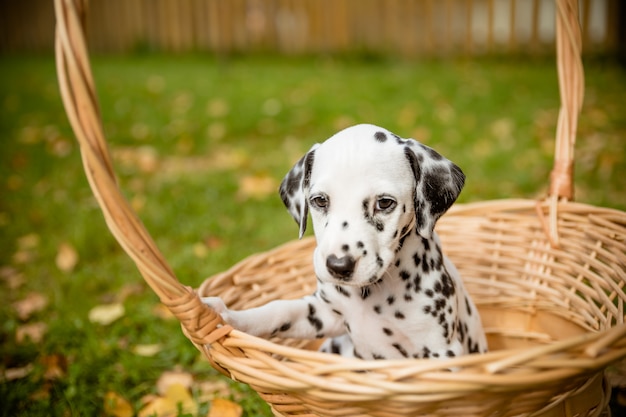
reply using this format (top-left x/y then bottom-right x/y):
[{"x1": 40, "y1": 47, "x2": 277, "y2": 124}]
[{"x1": 280, "y1": 124, "x2": 464, "y2": 287}]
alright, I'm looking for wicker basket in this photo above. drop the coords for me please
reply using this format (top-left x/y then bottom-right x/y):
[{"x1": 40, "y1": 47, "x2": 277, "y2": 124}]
[{"x1": 54, "y1": 0, "x2": 626, "y2": 416}]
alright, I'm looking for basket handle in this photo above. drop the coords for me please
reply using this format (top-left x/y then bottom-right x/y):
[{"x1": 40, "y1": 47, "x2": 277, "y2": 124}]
[
  {"x1": 551, "y1": 0, "x2": 584, "y2": 201},
  {"x1": 54, "y1": 0, "x2": 229, "y2": 346},
  {"x1": 544, "y1": 0, "x2": 584, "y2": 246}
]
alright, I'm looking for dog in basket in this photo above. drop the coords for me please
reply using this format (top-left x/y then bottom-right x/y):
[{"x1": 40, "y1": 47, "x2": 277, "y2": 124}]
[{"x1": 203, "y1": 124, "x2": 488, "y2": 360}]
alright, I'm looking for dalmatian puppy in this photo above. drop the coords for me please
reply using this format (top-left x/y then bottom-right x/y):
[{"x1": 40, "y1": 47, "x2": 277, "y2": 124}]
[{"x1": 203, "y1": 124, "x2": 487, "y2": 360}]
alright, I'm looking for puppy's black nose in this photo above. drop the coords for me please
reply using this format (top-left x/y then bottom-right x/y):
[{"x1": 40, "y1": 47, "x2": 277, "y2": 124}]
[{"x1": 326, "y1": 255, "x2": 356, "y2": 280}]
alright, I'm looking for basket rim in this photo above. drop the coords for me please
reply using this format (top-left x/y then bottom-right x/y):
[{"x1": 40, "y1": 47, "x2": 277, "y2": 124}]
[{"x1": 54, "y1": 0, "x2": 626, "y2": 413}]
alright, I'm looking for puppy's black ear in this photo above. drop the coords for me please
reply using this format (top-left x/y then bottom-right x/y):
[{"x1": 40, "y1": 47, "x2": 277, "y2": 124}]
[
  {"x1": 279, "y1": 144, "x2": 319, "y2": 238},
  {"x1": 404, "y1": 142, "x2": 465, "y2": 239}
]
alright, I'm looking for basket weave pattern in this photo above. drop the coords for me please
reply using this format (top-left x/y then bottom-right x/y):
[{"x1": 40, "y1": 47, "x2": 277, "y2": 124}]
[{"x1": 54, "y1": 0, "x2": 626, "y2": 416}]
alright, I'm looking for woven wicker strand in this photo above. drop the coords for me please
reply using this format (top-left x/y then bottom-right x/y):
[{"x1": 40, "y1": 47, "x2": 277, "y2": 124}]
[{"x1": 54, "y1": 0, "x2": 626, "y2": 416}]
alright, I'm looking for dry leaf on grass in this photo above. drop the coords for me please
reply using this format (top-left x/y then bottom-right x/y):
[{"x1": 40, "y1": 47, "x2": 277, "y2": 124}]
[
  {"x1": 152, "y1": 304, "x2": 175, "y2": 320},
  {"x1": 41, "y1": 354, "x2": 67, "y2": 380},
  {"x1": 13, "y1": 233, "x2": 40, "y2": 264},
  {"x1": 196, "y1": 379, "x2": 232, "y2": 402},
  {"x1": 12, "y1": 292, "x2": 48, "y2": 320},
  {"x1": 237, "y1": 174, "x2": 277, "y2": 200},
  {"x1": 138, "y1": 383, "x2": 198, "y2": 417},
  {"x1": 16, "y1": 322, "x2": 48, "y2": 344},
  {"x1": 104, "y1": 391, "x2": 134, "y2": 417},
  {"x1": 208, "y1": 398, "x2": 243, "y2": 417},
  {"x1": 2, "y1": 364, "x2": 34, "y2": 381},
  {"x1": 0, "y1": 266, "x2": 25, "y2": 289},
  {"x1": 132, "y1": 344, "x2": 162, "y2": 357},
  {"x1": 56, "y1": 242, "x2": 79, "y2": 273},
  {"x1": 88, "y1": 303, "x2": 125, "y2": 325},
  {"x1": 156, "y1": 370, "x2": 194, "y2": 395},
  {"x1": 116, "y1": 282, "x2": 145, "y2": 302}
]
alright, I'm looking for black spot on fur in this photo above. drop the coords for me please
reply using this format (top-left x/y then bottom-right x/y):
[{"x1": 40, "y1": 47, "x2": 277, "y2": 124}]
[
  {"x1": 404, "y1": 147, "x2": 422, "y2": 184},
  {"x1": 332, "y1": 309, "x2": 342, "y2": 316},
  {"x1": 372, "y1": 353, "x2": 386, "y2": 360},
  {"x1": 394, "y1": 311, "x2": 405, "y2": 320},
  {"x1": 373, "y1": 305, "x2": 382, "y2": 314},
  {"x1": 415, "y1": 200, "x2": 426, "y2": 233},
  {"x1": 421, "y1": 254, "x2": 430, "y2": 274},
  {"x1": 423, "y1": 166, "x2": 453, "y2": 217},
  {"x1": 356, "y1": 241, "x2": 364, "y2": 249},
  {"x1": 341, "y1": 244, "x2": 349, "y2": 252},
  {"x1": 458, "y1": 321, "x2": 466, "y2": 342},
  {"x1": 392, "y1": 343, "x2": 409, "y2": 358},
  {"x1": 271, "y1": 321, "x2": 292, "y2": 336},
  {"x1": 383, "y1": 328, "x2": 393, "y2": 336},
  {"x1": 465, "y1": 296, "x2": 473, "y2": 316},
  {"x1": 360, "y1": 286, "x2": 371, "y2": 300},
  {"x1": 441, "y1": 273, "x2": 456, "y2": 298},
  {"x1": 318, "y1": 290, "x2": 330, "y2": 303},
  {"x1": 362, "y1": 198, "x2": 385, "y2": 232},
  {"x1": 468, "y1": 337, "x2": 480, "y2": 354},
  {"x1": 335, "y1": 285, "x2": 351, "y2": 297},
  {"x1": 420, "y1": 143, "x2": 444, "y2": 161},
  {"x1": 413, "y1": 274, "x2": 422, "y2": 293},
  {"x1": 404, "y1": 293, "x2": 413, "y2": 302},
  {"x1": 374, "y1": 131, "x2": 388, "y2": 142},
  {"x1": 307, "y1": 304, "x2": 323, "y2": 331},
  {"x1": 376, "y1": 254, "x2": 384, "y2": 268},
  {"x1": 425, "y1": 289, "x2": 434, "y2": 298},
  {"x1": 386, "y1": 295, "x2": 395, "y2": 305},
  {"x1": 342, "y1": 221, "x2": 349, "y2": 229},
  {"x1": 399, "y1": 270, "x2": 410, "y2": 281}
]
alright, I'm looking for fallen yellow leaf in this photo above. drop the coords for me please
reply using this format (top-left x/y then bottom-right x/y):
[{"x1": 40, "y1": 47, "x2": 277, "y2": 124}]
[
  {"x1": 17, "y1": 233, "x2": 40, "y2": 250},
  {"x1": 88, "y1": 303, "x2": 125, "y2": 325},
  {"x1": 2, "y1": 364, "x2": 34, "y2": 381},
  {"x1": 138, "y1": 383, "x2": 197, "y2": 417},
  {"x1": 41, "y1": 354, "x2": 67, "y2": 380},
  {"x1": 196, "y1": 379, "x2": 232, "y2": 403},
  {"x1": 208, "y1": 398, "x2": 243, "y2": 417},
  {"x1": 156, "y1": 370, "x2": 194, "y2": 395},
  {"x1": 12, "y1": 292, "x2": 48, "y2": 320},
  {"x1": 16, "y1": 322, "x2": 48, "y2": 344},
  {"x1": 132, "y1": 344, "x2": 162, "y2": 357},
  {"x1": 0, "y1": 266, "x2": 25, "y2": 289},
  {"x1": 237, "y1": 174, "x2": 277, "y2": 200},
  {"x1": 152, "y1": 304, "x2": 175, "y2": 320},
  {"x1": 104, "y1": 391, "x2": 134, "y2": 417},
  {"x1": 56, "y1": 242, "x2": 79, "y2": 273}
]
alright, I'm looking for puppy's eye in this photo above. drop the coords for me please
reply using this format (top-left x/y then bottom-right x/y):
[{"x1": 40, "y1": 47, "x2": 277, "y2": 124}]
[
  {"x1": 375, "y1": 197, "x2": 396, "y2": 212},
  {"x1": 310, "y1": 194, "x2": 329, "y2": 209}
]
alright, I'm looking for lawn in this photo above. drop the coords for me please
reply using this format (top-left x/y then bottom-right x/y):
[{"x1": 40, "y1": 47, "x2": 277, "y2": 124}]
[{"x1": 1, "y1": 53, "x2": 625, "y2": 416}]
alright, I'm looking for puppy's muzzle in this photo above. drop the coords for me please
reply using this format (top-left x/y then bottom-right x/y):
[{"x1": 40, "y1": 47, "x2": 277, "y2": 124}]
[{"x1": 326, "y1": 254, "x2": 356, "y2": 281}]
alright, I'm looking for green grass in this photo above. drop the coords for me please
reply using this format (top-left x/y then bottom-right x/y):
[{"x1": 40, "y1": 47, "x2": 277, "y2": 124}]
[{"x1": 1, "y1": 53, "x2": 625, "y2": 416}]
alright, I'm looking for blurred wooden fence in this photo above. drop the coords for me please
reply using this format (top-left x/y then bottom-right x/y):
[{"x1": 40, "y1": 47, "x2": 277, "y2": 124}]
[{"x1": 0, "y1": 0, "x2": 622, "y2": 56}]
